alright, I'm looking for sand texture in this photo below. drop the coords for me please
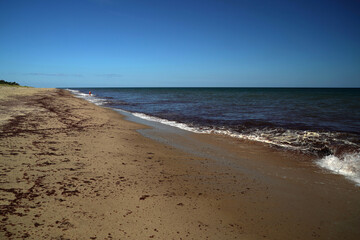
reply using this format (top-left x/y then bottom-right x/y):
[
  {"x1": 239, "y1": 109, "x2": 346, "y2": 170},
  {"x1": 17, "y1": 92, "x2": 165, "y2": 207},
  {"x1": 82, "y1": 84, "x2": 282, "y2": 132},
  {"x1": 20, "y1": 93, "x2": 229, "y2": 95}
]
[{"x1": 1, "y1": 86, "x2": 360, "y2": 239}]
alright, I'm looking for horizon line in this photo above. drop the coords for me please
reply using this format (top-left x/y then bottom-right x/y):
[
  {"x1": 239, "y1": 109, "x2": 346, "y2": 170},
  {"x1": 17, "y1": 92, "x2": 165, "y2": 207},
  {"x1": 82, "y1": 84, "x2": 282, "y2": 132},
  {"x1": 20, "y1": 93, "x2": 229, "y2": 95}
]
[{"x1": 59, "y1": 86, "x2": 360, "y2": 89}]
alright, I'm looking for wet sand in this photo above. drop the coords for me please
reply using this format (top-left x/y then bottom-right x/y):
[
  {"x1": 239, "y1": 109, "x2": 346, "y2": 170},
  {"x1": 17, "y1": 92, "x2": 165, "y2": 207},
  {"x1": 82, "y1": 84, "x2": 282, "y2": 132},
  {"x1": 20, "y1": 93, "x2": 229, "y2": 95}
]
[{"x1": 1, "y1": 86, "x2": 360, "y2": 239}]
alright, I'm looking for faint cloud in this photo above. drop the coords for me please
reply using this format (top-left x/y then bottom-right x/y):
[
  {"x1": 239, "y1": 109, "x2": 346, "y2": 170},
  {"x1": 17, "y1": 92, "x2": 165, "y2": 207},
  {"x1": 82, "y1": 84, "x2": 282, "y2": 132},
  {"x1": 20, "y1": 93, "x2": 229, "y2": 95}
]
[
  {"x1": 25, "y1": 73, "x2": 83, "y2": 77},
  {"x1": 96, "y1": 73, "x2": 122, "y2": 78},
  {"x1": 89, "y1": 0, "x2": 113, "y2": 5}
]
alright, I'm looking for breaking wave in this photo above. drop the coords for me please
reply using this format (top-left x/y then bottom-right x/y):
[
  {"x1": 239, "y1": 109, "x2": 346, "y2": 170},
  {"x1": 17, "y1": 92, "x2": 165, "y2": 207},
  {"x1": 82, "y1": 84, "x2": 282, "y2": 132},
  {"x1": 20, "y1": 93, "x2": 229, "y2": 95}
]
[{"x1": 317, "y1": 153, "x2": 360, "y2": 186}]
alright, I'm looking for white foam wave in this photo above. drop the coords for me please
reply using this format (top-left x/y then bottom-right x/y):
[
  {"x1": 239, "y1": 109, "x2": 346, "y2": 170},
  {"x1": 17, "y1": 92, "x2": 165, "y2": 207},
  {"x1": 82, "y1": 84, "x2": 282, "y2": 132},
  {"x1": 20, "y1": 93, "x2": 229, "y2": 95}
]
[
  {"x1": 132, "y1": 112, "x2": 205, "y2": 133},
  {"x1": 66, "y1": 89, "x2": 107, "y2": 106},
  {"x1": 131, "y1": 112, "x2": 302, "y2": 150},
  {"x1": 317, "y1": 153, "x2": 360, "y2": 186}
]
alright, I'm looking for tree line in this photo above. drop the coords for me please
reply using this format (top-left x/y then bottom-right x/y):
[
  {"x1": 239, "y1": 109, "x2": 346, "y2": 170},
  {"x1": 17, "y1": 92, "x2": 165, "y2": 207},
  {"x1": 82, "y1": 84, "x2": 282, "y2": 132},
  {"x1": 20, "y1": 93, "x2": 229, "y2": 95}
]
[{"x1": 0, "y1": 80, "x2": 20, "y2": 86}]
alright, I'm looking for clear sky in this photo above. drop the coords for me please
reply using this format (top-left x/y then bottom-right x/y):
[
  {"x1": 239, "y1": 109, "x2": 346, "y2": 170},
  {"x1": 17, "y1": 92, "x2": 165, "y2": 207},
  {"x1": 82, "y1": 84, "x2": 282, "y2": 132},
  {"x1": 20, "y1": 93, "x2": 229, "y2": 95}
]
[{"x1": 0, "y1": 0, "x2": 359, "y2": 88}]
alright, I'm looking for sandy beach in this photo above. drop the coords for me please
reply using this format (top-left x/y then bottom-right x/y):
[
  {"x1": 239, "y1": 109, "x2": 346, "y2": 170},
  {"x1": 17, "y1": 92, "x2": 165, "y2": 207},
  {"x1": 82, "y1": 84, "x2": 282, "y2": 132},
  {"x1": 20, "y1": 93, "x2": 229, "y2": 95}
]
[{"x1": 1, "y1": 86, "x2": 360, "y2": 240}]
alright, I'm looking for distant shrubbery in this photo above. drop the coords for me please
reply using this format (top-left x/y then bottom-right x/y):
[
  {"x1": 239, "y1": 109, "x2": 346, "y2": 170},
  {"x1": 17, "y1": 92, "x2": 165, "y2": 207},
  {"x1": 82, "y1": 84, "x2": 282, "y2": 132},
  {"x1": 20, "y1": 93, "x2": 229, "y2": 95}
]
[{"x1": 0, "y1": 80, "x2": 20, "y2": 86}]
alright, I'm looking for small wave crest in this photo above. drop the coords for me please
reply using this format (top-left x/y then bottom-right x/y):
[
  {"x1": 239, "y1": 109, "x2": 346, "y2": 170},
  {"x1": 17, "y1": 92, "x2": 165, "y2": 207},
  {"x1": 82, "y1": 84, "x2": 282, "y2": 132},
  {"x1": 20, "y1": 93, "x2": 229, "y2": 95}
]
[
  {"x1": 130, "y1": 112, "x2": 353, "y2": 154},
  {"x1": 66, "y1": 89, "x2": 108, "y2": 106},
  {"x1": 317, "y1": 153, "x2": 360, "y2": 186},
  {"x1": 131, "y1": 112, "x2": 309, "y2": 150},
  {"x1": 132, "y1": 112, "x2": 205, "y2": 133}
]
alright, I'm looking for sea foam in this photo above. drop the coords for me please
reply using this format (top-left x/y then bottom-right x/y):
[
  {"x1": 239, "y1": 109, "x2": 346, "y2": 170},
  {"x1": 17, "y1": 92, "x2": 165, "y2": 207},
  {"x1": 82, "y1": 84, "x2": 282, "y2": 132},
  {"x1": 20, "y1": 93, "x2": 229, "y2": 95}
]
[
  {"x1": 132, "y1": 112, "x2": 303, "y2": 150},
  {"x1": 66, "y1": 89, "x2": 107, "y2": 106},
  {"x1": 317, "y1": 153, "x2": 360, "y2": 186}
]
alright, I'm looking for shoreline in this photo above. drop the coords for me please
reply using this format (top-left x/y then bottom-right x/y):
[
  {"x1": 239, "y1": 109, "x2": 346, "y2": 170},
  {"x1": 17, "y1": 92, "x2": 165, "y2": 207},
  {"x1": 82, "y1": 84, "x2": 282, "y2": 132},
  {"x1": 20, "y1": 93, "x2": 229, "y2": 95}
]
[
  {"x1": 1, "y1": 87, "x2": 360, "y2": 239},
  {"x1": 68, "y1": 87, "x2": 360, "y2": 186}
]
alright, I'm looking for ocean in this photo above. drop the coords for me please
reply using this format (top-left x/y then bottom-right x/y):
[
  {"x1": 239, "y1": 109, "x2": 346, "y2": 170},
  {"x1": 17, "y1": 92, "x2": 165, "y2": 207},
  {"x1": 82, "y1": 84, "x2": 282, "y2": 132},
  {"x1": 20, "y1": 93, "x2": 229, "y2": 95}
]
[{"x1": 67, "y1": 87, "x2": 360, "y2": 185}]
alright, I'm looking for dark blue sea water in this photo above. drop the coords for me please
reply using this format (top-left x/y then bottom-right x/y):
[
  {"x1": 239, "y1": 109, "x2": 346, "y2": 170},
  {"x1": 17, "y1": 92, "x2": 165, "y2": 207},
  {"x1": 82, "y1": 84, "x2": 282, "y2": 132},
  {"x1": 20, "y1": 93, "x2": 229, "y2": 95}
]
[{"x1": 67, "y1": 88, "x2": 360, "y2": 185}]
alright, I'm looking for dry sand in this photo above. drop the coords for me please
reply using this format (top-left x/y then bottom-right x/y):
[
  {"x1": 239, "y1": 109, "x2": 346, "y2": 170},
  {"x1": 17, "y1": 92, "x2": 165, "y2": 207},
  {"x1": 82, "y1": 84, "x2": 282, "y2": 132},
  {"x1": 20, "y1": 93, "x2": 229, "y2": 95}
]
[{"x1": 1, "y1": 86, "x2": 360, "y2": 239}]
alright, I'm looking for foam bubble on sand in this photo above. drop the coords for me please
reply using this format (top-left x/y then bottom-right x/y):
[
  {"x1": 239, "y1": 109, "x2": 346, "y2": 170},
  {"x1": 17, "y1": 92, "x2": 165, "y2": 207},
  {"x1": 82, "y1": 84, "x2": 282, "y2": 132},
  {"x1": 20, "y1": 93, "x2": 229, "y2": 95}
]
[{"x1": 317, "y1": 153, "x2": 360, "y2": 186}]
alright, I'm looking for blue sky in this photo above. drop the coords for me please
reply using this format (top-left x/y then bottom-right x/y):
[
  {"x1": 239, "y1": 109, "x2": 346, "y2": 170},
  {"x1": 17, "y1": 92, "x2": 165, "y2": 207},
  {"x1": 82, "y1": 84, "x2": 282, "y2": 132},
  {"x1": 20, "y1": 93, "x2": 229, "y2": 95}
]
[{"x1": 0, "y1": 0, "x2": 359, "y2": 87}]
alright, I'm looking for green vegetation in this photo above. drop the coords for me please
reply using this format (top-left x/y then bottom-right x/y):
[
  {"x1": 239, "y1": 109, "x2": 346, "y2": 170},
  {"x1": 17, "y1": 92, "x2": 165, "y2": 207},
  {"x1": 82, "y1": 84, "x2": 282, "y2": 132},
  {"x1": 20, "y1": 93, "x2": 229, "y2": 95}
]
[{"x1": 0, "y1": 80, "x2": 20, "y2": 86}]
